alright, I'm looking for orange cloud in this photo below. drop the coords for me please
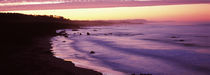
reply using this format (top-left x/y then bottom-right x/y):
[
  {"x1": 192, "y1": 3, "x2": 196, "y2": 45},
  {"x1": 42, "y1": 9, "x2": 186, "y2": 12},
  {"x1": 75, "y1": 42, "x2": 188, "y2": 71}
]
[
  {"x1": 4, "y1": 3, "x2": 210, "y2": 22},
  {"x1": 1, "y1": 0, "x2": 210, "y2": 11},
  {"x1": 0, "y1": 1, "x2": 67, "y2": 6}
]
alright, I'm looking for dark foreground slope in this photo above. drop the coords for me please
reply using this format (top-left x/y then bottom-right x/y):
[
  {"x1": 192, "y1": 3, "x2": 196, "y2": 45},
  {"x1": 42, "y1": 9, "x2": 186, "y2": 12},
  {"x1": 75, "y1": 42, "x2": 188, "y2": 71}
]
[{"x1": 0, "y1": 13, "x2": 102, "y2": 75}]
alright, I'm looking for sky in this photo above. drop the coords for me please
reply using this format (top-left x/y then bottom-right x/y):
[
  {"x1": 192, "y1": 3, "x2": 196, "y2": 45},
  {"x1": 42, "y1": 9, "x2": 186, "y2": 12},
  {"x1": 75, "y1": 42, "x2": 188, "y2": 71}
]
[
  {"x1": 1, "y1": 0, "x2": 210, "y2": 11},
  {"x1": 0, "y1": 0, "x2": 210, "y2": 22}
]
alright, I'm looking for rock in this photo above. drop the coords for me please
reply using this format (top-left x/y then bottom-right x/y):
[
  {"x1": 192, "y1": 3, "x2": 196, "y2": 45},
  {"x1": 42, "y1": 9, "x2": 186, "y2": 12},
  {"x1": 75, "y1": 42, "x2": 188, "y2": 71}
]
[
  {"x1": 87, "y1": 32, "x2": 90, "y2": 35},
  {"x1": 64, "y1": 35, "x2": 68, "y2": 37},
  {"x1": 59, "y1": 30, "x2": 66, "y2": 34},
  {"x1": 72, "y1": 29, "x2": 79, "y2": 31},
  {"x1": 131, "y1": 73, "x2": 135, "y2": 75},
  {"x1": 90, "y1": 51, "x2": 95, "y2": 54},
  {"x1": 80, "y1": 33, "x2": 82, "y2": 35},
  {"x1": 171, "y1": 36, "x2": 178, "y2": 38},
  {"x1": 179, "y1": 39, "x2": 185, "y2": 42},
  {"x1": 58, "y1": 30, "x2": 68, "y2": 37},
  {"x1": 174, "y1": 39, "x2": 185, "y2": 42}
]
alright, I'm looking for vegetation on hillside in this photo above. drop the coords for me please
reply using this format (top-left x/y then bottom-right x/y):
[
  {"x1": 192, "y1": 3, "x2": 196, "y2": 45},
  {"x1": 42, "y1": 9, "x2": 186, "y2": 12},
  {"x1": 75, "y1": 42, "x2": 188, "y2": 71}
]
[{"x1": 0, "y1": 13, "x2": 101, "y2": 75}]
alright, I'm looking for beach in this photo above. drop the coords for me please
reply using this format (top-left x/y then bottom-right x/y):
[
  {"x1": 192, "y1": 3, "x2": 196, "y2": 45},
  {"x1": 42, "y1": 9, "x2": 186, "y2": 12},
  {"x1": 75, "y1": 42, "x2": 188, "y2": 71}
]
[
  {"x1": 1, "y1": 12, "x2": 210, "y2": 75},
  {"x1": 1, "y1": 1, "x2": 210, "y2": 75},
  {"x1": 1, "y1": 13, "x2": 102, "y2": 75}
]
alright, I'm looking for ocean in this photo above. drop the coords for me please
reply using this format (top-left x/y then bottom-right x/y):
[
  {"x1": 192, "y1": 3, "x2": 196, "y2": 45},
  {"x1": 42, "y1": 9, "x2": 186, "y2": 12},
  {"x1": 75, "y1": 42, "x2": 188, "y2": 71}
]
[{"x1": 51, "y1": 22, "x2": 210, "y2": 75}]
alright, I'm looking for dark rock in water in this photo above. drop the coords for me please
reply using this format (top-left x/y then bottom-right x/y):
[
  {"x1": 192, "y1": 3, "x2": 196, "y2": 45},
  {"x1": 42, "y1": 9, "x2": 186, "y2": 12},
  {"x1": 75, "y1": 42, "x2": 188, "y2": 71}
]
[
  {"x1": 90, "y1": 51, "x2": 95, "y2": 54},
  {"x1": 87, "y1": 32, "x2": 90, "y2": 35},
  {"x1": 179, "y1": 39, "x2": 185, "y2": 42},
  {"x1": 59, "y1": 30, "x2": 66, "y2": 34},
  {"x1": 131, "y1": 73, "x2": 135, "y2": 75},
  {"x1": 58, "y1": 30, "x2": 68, "y2": 37},
  {"x1": 64, "y1": 35, "x2": 68, "y2": 37},
  {"x1": 72, "y1": 29, "x2": 79, "y2": 31},
  {"x1": 109, "y1": 33, "x2": 113, "y2": 35},
  {"x1": 138, "y1": 33, "x2": 144, "y2": 35},
  {"x1": 174, "y1": 39, "x2": 185, "y2": 42},
  {"x1": 171, "y1": 36, "x2": 178, "y2": 38},
  {"x1": 62, "y1": 41, "x2": 66, "y2": 42},
  {"x1": 80, "y1": 33, "x2": 82, "y2": 35}
]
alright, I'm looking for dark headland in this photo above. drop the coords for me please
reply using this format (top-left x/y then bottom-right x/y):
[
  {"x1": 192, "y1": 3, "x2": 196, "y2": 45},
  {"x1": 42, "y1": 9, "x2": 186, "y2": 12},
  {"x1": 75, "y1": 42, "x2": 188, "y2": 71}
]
[{"x1": 0, "y1": 13, "x2": 102, "y2": 75}]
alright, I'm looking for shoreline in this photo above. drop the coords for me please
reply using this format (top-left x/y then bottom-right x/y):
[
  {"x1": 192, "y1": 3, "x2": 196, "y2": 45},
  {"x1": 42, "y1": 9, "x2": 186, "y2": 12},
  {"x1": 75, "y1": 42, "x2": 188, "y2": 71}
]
[
  {"x1": 1, "y1": 13, "x2": 102, "y2": 75},
  {"x1": 3, "y1": 35, "x2": 102, "y2": 75}
]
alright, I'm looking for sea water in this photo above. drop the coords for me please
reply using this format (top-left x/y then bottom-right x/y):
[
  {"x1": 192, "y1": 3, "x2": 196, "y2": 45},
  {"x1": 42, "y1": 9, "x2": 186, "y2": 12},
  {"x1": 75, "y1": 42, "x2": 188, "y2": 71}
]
[{"x1": 51, "y1": 23, "x2": 210, "y2": 75}]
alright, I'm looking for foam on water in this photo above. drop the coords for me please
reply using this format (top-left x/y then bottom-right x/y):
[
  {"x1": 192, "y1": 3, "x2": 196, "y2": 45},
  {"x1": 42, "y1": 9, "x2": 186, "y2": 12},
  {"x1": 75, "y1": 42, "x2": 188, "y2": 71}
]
[{"x1": 52, "y1": 23, "x2": 210, "y2": 75}]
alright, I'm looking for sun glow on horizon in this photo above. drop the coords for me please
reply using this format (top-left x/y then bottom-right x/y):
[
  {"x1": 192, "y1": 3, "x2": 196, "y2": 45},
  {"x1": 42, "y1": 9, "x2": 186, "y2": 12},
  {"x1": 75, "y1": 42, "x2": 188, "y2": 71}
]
[{"x1": 3, "y1": 3, "x2": 210, "y2": 22}]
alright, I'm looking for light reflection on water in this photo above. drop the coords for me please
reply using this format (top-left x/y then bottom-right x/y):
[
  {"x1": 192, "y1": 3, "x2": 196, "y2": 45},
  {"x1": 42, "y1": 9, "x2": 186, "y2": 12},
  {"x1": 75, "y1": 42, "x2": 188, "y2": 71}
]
[{"x1": 52, "y1": 23, "x2": 210, "y2": 75}]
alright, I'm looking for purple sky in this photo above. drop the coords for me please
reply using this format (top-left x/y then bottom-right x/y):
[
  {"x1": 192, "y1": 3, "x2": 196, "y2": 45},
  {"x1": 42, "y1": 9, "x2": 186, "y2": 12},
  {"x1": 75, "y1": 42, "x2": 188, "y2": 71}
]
[{"x1": 0, "y1": 0, "x2": 210, "y2": 11}]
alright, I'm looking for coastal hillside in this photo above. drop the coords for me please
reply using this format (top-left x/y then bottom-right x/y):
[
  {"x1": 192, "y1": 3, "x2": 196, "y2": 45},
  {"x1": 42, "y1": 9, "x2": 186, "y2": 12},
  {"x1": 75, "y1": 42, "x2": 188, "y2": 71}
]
[{"x1": 0, "y1": 13, "x2": 102, "y2": 75}]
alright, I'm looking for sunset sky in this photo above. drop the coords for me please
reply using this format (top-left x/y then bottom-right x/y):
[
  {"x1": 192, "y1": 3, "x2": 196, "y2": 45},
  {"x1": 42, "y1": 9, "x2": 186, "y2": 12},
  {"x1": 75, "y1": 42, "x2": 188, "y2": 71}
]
[{"x1": 0, "y1": 0, "x2": 210, "y2": 22}]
